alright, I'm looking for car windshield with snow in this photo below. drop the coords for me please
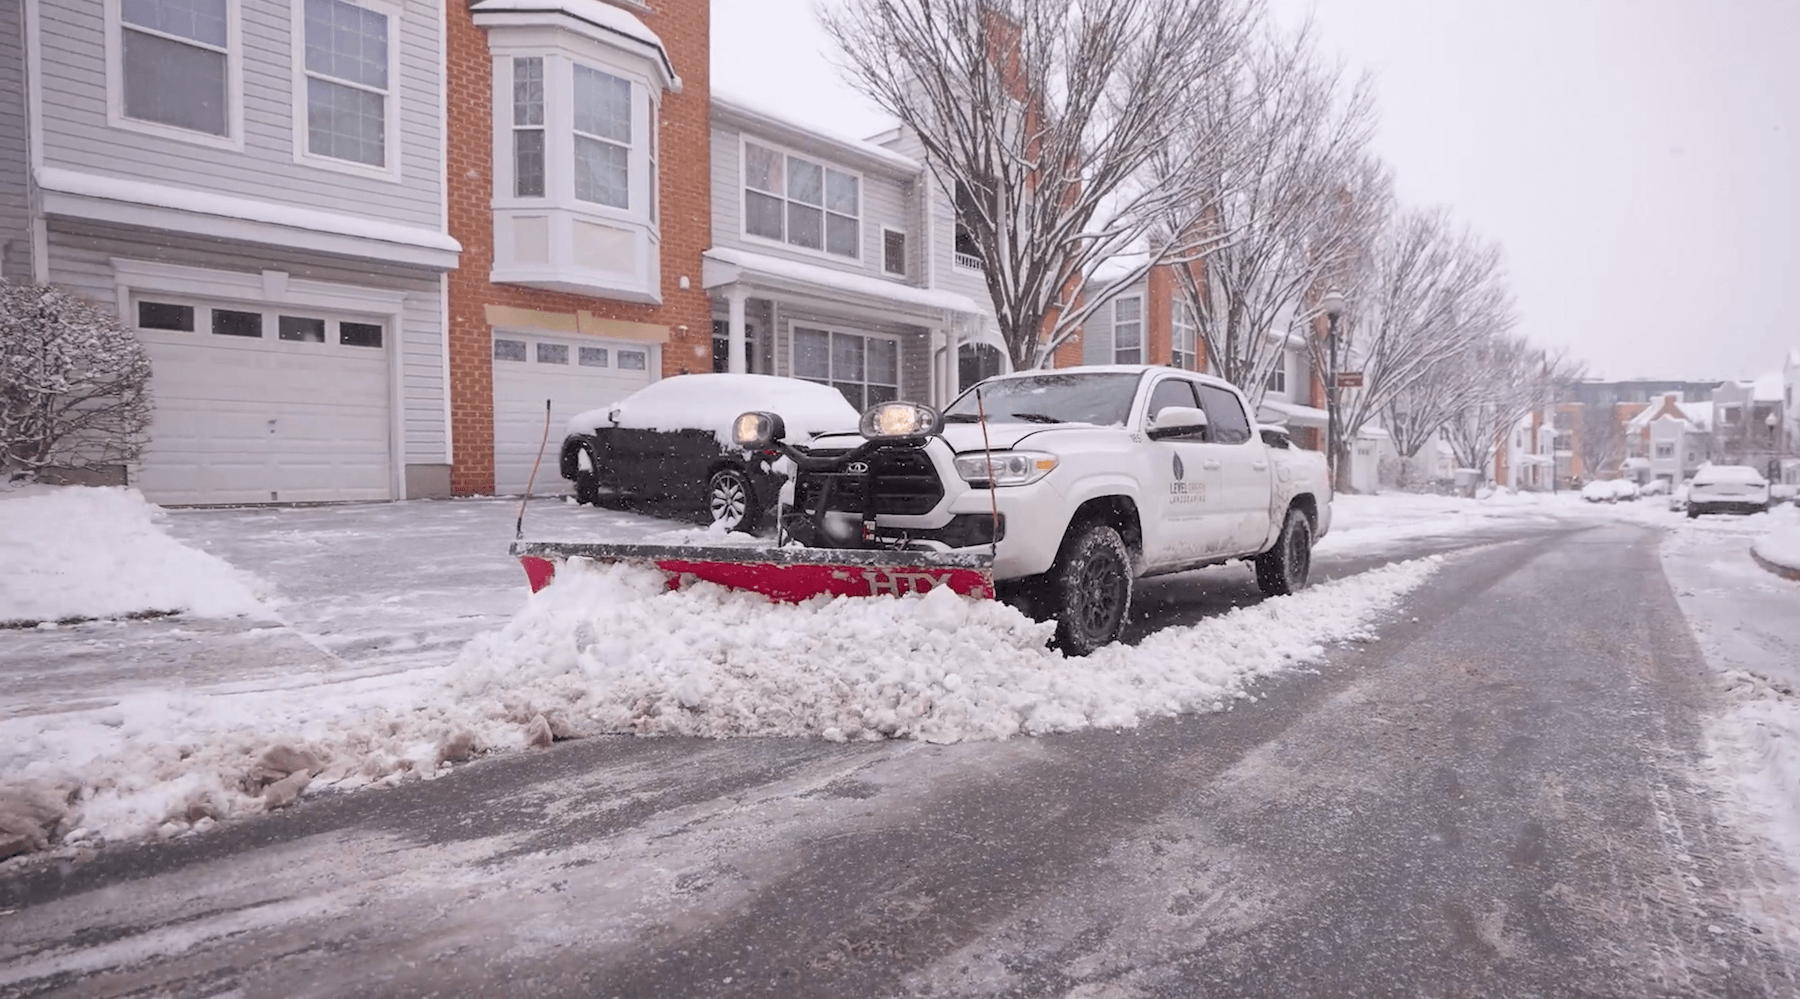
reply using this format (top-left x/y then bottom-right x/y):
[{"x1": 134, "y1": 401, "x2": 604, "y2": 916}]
[
  {"x1": 559, "y1": 374, "x2": 859, "y2": 532},
  {"x1": 940, "y1": 371, "x2": 1142, "y2": 427}
]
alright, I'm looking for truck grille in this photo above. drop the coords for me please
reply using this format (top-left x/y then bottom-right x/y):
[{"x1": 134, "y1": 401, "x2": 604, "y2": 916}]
[{"x1": 797, "y1": 449, "x2": 944, "y2": 516}]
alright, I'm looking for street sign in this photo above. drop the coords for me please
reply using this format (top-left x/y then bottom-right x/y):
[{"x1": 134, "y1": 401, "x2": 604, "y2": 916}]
[{"x1": 1335, "y1": 371, "x2": 1365, "y2": 388}]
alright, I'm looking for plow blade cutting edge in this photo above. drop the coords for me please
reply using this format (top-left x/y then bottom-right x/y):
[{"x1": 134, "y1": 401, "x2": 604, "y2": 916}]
[{"x1": 510, "y1": 541, "x2": 996, "y2": 602}]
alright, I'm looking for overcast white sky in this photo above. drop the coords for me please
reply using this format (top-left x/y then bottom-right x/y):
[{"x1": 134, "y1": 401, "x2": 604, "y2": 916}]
[{"x1": 712, "y1": 0, "x2": 1800, "y2": 382}]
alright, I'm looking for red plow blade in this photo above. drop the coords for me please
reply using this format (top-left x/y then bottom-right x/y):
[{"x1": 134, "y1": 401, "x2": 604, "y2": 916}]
[{"x1": 510, "y1": 542, "x2": 996, "y2": 602}]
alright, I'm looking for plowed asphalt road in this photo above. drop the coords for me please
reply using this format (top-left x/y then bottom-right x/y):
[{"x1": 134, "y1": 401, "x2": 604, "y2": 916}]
[{"x1": 3, "y1": 519, "x2": 1798, "y2": 998}]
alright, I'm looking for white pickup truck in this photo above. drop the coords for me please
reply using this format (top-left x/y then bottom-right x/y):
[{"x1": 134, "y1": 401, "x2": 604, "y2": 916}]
[{"x1": 757, "y1": 365, "x2": 1334, "y2": 654}]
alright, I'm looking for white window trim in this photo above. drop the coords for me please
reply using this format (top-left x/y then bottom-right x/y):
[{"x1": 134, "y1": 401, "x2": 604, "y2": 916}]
[
  {"x1": 786, "y1": 323, "x2": 901, "y2": 399},
  {"x1": 490, "y1": 328, "x2": 660, "y2": 377},
  {"x1": 489, "y1": 45, "x2": 657, "y2": 225},
  {"x1": 1170, "y1": 301, "x2": 1197, "y2": 371},
  {"x1": 290, "y1": 0, "x2": 404, "y2": 182},
  {"x1": 1111, "y1": 295, "x2": 1143, "y2": 364},
  {"x1": 880, "y1": 225, "x2": 907, "y2": 278},
  {"x1": 103, "y1": 0, "x2": 246, "y2": 152},
  {"x1": 740, "y1": 136, "x2": 865, "y2": 263}
]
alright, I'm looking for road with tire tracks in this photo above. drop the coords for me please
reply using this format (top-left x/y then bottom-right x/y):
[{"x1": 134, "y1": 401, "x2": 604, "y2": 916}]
[{"x1": 2, "y1": 519, "x2": 1798, "y2": 998}]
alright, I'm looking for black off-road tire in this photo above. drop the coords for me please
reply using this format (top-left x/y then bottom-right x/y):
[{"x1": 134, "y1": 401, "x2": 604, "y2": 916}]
[
  {"x1": 574, "y1": 467, "x2": 601, "y2": 506},
  {"x1": 1254, "y1": 506, "x2": 1313, "y2": 597},
  {"x1": 1687, "y1": 506, "x2": 1701, "y2": 519},
  {"x1": 707, "y1": 467, "x2": 762, "y2": 533},
  {"x1": 1049, "y1": 523, "x2": 1133, "y2": 656}
]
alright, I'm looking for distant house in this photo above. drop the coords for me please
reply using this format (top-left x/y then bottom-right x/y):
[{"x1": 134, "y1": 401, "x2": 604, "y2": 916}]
[
  {"x1": 5, "y1": 0, "x2": 461, "y2": 504},
  {"x1": 1710, "y1": 373, "x2": 1784, "y2": 479},
  {"x1": 1621, "y1": 393, "x2": 1712, "y2": 486}
]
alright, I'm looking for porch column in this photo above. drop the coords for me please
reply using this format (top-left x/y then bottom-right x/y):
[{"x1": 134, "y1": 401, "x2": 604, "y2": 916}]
[{"x1": 726, "y1": 288, "x2": 749, "y2": 375}]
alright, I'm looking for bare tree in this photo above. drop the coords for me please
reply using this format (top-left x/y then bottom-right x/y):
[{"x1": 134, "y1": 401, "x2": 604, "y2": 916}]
[
  {"x1": 1154, "y1": 24, "x2": 1388, "y2": 406},
  {"x1": 1315, "y1": 207, "x2": 1514, "y2": 488},
  {"x1": 1575, "y1": 405, "x2": 1626, "y2": 481},
  {"x1": 0, "y1": 280, "x2": 153, "y2": 476},
  {"x1": 823, "y1": 0, "x2": 1251, "y2": 370},
  {"x1": 1441, "y1": 335, "x2": 1583, "y2": 490}
]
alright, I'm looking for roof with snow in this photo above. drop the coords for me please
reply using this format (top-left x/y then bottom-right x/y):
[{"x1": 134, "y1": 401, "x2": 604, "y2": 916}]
[
  {"x1": 710, "y1": 91, "x2": 920, "y2": 178},
  {"x1": 470, "y1": 0, "x2": 679, "y2": 90},
  {"x1": 1753, "y1": 371, "x2": 1784, "y2": 402}
]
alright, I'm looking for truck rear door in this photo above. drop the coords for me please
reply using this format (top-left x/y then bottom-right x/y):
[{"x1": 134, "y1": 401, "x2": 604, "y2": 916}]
[
  {"x1": 1140, "y1": 376, "x2": 1236, "y2": 567},
  {"x1": 1194, "y1": 383, "x2": 1276, "y2": 553}
]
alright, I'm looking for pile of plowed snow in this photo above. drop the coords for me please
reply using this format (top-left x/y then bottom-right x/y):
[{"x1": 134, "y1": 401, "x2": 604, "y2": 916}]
[
  {"x1": 0, "y1": 486, "x2": 268, "y2": 625},
  {"x1": 3, "y1": 555, "x2": 1441, "y2": 849}
]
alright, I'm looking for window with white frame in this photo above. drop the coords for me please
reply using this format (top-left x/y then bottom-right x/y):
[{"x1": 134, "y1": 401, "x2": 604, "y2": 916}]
[
  {"x1": 1266, "y1": 356, "x2": 1288, "y2": 394},
  {"x1": 744, "y1": 142, "x2": 860, "y2": 258},
  {"x1": 1171, "y1": 302, "x2": 1197, "y2": 371},
  {"x1": 118, "y1": 0, "x2": 232, "y2": 136},
  {"x1": 132, "y1": 295, "x2": 385, "y2": 349},
  {"x1": 574, "y1": 63, "x2": 631, "y2": 208},
  {"x1": 511, "y1": 56, "x2": 545, "y2": 197},
  {"x1": 301, "y1": 0, "x2": 391, "y2": 168},
  {"x1": 793, "y1": 327, "x2": 897, "y2": 409},
  {"x1": 1655, "y1": 442, "x2": 1675, "y2": 459},
  {"x1": 1112, "y1": 297, "x2": 1142, "y2": 364}
]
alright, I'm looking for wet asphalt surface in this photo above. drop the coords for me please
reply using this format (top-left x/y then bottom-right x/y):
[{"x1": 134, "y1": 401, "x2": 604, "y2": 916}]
[{"x1": 3, "y1": 521, "x2": 1799, "y2": 997}]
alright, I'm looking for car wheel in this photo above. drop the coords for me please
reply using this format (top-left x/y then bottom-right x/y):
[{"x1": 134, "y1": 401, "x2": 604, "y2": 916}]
[
  {"x1": 573, "y1": 464, "x2": 601, "y2": 506},
  {"x1": 1255, "y1": 506, "x2": 1313, "y2": 597},
  {"x1": 1687, "y1": 506, "x2": 1700, "y2": 519},
  {"x1": 707, "y1": 467, "x2": 761, "y2": 533},
  {"x1": 1049, "y1": 523, "x2": 1133, "y2": 656}
]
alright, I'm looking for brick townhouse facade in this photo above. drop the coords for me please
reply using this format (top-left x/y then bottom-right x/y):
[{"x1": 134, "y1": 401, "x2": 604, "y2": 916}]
[{"x1": 445, "y1": 0, "x2": 713, "y2": 495}]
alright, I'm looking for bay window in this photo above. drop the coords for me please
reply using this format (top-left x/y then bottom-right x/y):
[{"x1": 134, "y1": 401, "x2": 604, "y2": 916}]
[{"x1": 479, "y1": 2, "x2": 674, "y2": 304}]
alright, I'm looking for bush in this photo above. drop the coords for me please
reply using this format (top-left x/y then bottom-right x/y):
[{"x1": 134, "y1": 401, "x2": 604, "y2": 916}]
[{"x1": 0, "y1": 279, "x2": 152, "y2": 476}]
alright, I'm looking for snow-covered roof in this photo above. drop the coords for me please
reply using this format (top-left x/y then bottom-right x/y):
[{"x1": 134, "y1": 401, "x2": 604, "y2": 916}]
[
  {"x1": 1258, "y1": 399, "x2": 1328, "y2": 428},
  {"x1": 1684, "y1": 400, "x2": 1713, "y2": 431},
  {"x1": 36, "y1": 166, "x2": 460, "y2": 258},
  {"x1": 710, "y1": 91, "x2": 919, "y2": 177},
  {"x1": 1753, "y1": 371, "x2": 1784, "y2": 402},
  {"x1": 703, "y1": 247, "x2": 986, "y2": 317},
  {"x1": 1087, "y1": 254, "x2": 1152, "y2": 289},
  {"x1": 471, "y1": 0, "x2": 678, "y2": 89}
]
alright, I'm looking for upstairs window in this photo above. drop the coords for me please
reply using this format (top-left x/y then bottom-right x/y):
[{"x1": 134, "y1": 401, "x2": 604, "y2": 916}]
[
  {"x1": 512, "y1": 56, "x2": 545, "y2": 197},
  {"x1": 1112, "y1": 297, "x2": 1142, "y2": 364},
  {"x1": 744, "y1": 142, "x2": 860, "y2": 259},
  {"x1": 1266, "y1": 356, "x2": 1287, "y2": 394},
  {"x1": 1171, "y1": 303, "x2": 1197, "y2": 371},
  {"x1": 302, "y1": 0, "x2": 391, "y2": 169},
  {"x1": 574, "y1": 64, "x2": 632, "y2": 208},
  {"x1": 883, "y1": 229, "x2": 907, "y2": 276},
  {"x1": 118, "y1": 0, "x2": 231, "y2": 137}
]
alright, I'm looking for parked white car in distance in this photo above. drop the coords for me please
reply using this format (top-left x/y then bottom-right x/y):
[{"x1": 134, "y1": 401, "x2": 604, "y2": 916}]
[{"x1": 1686, "y1": 464, "x2": 1770, "y2": 517}]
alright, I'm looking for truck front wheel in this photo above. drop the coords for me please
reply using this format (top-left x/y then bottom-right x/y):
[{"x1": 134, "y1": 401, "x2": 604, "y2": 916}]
[
  {"x1": 1050, "y1": 523, "x2": 1133, "y2": 656},
  {"x1": 1254, "y1": 507, "x2": 1313, "y2": 597}
]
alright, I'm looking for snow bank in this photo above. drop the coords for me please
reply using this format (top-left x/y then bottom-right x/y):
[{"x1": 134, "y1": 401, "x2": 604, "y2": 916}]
[
  {"x1": 1708, "y1": 671, "x2": 1800, "y2": 875},
  {"x1": 0, "y1": 486, "x2": 268, "y2": 625},
  {"x1": 0, "y1": 555, "x2": 1439, "y2": 850},
  {"x1": 1751, "y1": 507, "x2": 1800, "y2": 575},
  {"x1": 566, "y1": 373, "x2": 860, "y2": 445}
]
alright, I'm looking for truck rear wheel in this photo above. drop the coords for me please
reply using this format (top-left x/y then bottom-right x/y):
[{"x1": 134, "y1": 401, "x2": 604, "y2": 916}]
[
  {"x1": 1255, "y1": 507, "x2": 1313, "y2": 597},
  {"x1": 1050, "y1": 523, "x2": 1133, "y2": 656}
]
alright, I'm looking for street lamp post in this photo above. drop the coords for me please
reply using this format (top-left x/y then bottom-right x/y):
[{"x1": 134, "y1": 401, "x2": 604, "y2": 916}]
[{"x1": 1320, "y1": 288, "x2": 1346, "y2": 483}]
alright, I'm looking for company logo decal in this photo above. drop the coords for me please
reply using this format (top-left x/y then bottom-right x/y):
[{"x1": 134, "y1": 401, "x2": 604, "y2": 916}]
[
  {"x1": 844, "y1": 462, "x2": 871, "y2": 475},
  {"x1": 1173, "y1": 454, "x2": 1185, "y2": 481}
]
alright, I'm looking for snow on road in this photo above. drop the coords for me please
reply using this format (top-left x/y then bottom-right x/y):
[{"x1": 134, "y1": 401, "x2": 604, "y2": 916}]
[
  {"x1": 1658, "y1": 502, "x2": 1800, "y2": 896},
  {"x1": 0, "y1": 486, "x2": 269, "y2": 626},
  {"x1": 0, "y1": 487, "x2": 1447, "y2": 851},
  {"x1": 1317, "y1": 490, "x2": 1578, "y2": 556}
]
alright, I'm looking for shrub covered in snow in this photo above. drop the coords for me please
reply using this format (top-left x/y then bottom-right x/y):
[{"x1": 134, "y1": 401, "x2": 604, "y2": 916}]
[{"x1": 0, "y1": 279, "x2": 152, "y2": 477}]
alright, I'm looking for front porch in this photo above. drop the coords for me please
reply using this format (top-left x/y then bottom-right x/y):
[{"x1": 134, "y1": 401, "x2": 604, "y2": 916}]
[{"x1": 702, "y1": 247, "x2": 1004, "y2": 410}]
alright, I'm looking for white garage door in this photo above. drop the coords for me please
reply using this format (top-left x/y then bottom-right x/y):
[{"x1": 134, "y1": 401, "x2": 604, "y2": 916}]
[
  {"x1": 130, "y1": 298, "x2": 393, "y2": 505},
  {"x1": 491, "y1": 332, "x2": 655, "y2": 496}
]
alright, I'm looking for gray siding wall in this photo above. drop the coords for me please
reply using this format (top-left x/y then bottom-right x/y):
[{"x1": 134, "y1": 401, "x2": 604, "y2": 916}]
[
  {"x1": 0, "y1": 0, "x2": 31, "y2": 277},
  {"x1": 710, "y1": 125, "x2": 919, "y2": 286},
  {"x1": 36, "y1": 0, "x2": 441, "y2": 230},
  {"x1": 46, "y1": 221, "x2": 446, "y2": 464},
  {"x1": 1082, "y1": 299, "x2": 1113, "y2": 366},
  {"x1": 882, "y1": 129, "x2": 994, "y2": 308}
]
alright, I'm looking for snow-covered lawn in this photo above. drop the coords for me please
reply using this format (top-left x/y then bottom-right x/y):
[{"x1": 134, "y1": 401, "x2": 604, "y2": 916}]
[
  {"x1": 1750, "y1": 505, "x2": 1800, "y2": 574},
  {"x1": 1, "y1": 485, "x2": 1448, "y2": 853}
]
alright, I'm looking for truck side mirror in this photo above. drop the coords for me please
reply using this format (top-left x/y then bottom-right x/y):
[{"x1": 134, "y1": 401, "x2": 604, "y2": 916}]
[{"x1": 1148, "y1": 405, "x2": 1209, "y2": 441}]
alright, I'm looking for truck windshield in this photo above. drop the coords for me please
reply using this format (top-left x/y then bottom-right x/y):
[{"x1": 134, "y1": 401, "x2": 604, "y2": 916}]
[{"x1": 942, "y1": 372, "x2": 1141, "y2": 427}]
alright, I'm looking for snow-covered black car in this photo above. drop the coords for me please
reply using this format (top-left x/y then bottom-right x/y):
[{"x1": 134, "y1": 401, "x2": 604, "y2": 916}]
[{"x1": 560, "y1": 374, "x2": 858, "y2": 532}]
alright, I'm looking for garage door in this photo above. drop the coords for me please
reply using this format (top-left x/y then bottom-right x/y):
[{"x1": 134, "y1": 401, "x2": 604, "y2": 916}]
[
  {"x1": 491, "y1": 332, "x2": 655, "y2": 496},
  {"x1": 130, "y1": 297, "x2": 393, "y2": 505}
]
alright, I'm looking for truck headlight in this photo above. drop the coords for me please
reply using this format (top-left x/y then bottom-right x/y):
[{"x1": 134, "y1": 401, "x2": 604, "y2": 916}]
[
  {"x1": 860, "y1": 401, "x2": 941, "y2": 439},
  {"x1": 733, "y1": 411, "x2": 786, "y2": 448},
  {"x1": 954, "y1": 451, "x2": 1058, "y2": 487}
]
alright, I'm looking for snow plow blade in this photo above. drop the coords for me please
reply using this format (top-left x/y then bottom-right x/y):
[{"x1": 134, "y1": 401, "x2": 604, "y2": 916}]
[{"x1": 510, "y1": 541, "x2": 996, "y2": 602}]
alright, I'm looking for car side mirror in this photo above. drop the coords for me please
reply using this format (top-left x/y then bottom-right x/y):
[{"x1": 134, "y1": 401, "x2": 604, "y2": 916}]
[{"x1": 1148, "y1": 405, "x2": 1208, "y2": 440}]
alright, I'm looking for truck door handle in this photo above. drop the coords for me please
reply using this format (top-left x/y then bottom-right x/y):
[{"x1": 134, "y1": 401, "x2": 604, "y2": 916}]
[
  {"x1": 1202, "y1": 460, "x2": 1222, "y2": 471},
  {"x1": 1252, "y1": 461, "x2": 1268, "y2": 471}
]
